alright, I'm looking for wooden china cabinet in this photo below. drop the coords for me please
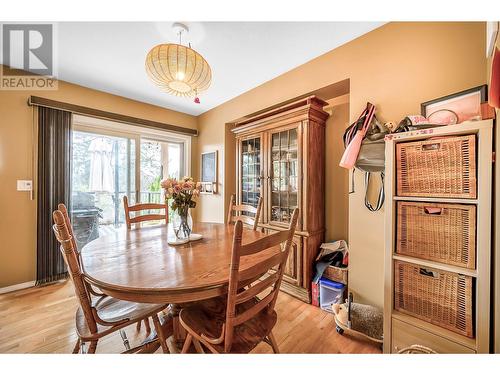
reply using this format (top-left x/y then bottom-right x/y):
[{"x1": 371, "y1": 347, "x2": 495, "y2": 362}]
[{"x1": 232, "y1": 96, "x2": 329, "y2": 302}]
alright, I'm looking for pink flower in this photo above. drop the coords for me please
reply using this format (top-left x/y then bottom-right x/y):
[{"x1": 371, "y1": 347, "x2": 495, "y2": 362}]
[{"x1": 160, "y1": 179, "x2": 171, "y2": 189}]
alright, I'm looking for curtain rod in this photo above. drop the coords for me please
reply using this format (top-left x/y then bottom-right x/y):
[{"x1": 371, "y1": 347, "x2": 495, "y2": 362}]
[{"x1": 27, "y1": 96, "x2": 198, "y2": 137}]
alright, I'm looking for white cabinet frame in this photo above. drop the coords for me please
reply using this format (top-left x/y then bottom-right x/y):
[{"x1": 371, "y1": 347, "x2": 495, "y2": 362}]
[{"x1": 383, "y1": 120, "x2": 493, "y2": 353}]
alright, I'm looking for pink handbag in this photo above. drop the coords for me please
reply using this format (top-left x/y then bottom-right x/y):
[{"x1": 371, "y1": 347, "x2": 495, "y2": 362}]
[
  {"x1": 339, "y1": 103, "x2": 376, "y2": 169},
  {"x1": 489, "y1": 47, "x2": 500, "y2": 108}
]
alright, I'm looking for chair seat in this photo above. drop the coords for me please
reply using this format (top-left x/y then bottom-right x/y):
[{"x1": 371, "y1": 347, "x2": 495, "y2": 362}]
[
  {"x1": 76, "y1": 295, "x2": 167, "y2": 339},
  {"x1": 179, "y1": 296, "x2": 277, "y2": 353}
]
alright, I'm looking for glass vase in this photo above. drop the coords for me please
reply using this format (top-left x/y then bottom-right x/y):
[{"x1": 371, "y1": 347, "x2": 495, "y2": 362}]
[{"x1": 172, "y1": 206, "x2": 193, "y2": 241}]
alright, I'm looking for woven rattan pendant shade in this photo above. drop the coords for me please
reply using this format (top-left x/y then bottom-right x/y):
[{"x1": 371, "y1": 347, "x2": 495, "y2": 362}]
[{"x1": 145, "y1": 43, "x2": 212, "y2": 98}]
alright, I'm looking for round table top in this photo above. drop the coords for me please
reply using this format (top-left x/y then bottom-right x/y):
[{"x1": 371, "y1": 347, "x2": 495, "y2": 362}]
[{"x1": 81, "y1": 223, "x2": 278, "y2": 304}]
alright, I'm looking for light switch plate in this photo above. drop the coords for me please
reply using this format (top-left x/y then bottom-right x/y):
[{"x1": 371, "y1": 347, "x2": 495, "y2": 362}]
[{"x1": 17, "y1": 180, "x2": 33, "y2": 191}]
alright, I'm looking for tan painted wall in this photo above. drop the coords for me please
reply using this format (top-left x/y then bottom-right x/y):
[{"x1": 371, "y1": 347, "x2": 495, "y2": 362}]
[
  {"x1": 196, "y1": 22, "x2": 487, "y2": 308},
  {"x1": 324, "y1": 99, "x2": 350, "y2": 242},
  {"x1": 0, "y1": 71, "x2": 198, "y2": 287},
  {"x1": 191, "y1": 106, "x2": 226, "y2": 223}
]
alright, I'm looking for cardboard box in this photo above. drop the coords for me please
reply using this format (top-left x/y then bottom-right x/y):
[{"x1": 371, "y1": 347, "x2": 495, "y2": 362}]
[{"x1": 311, "y1": 282, "x2": 320, "y2": 307}]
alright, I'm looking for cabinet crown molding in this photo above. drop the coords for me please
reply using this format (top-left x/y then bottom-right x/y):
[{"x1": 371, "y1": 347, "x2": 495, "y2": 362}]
[{"x1": 232, "y1": 95, "x2": 329, "y2": 135}]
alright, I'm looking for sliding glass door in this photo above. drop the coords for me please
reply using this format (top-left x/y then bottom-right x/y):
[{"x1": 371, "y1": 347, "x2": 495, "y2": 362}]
[
  {"x1": 71, "y1": 124, "x2": 187, "y2": 248},
  {"x1": 139, "y1": 139, "x2": 184, "y2": 204}
]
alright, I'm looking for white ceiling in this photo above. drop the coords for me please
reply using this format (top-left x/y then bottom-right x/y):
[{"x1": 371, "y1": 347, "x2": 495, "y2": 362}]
[{"x1": 4, "y1": 22, "x2": 384, "y2": 115}]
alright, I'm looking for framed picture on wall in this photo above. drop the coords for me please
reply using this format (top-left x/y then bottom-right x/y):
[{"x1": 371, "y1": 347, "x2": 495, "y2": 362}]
[
  {"x1": 421, "y1": 85, "x2": 488, "y2": 124},
  {"x1": 200, "y1": 151, "x2": 218, "y2": 194},
  {"x1": 199, "y1": 181, "x2": 215, "y2": 194}
]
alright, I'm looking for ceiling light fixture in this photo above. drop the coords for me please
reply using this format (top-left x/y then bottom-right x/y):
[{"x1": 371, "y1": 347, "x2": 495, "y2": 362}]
[{"x1": 145, "y1": 23, "x2": 212, "y2": 104}]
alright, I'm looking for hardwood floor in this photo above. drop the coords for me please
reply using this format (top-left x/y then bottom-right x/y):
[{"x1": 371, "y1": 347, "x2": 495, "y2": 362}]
[{"x1": 0, "y1": 281, "x2": 381, "y2": 354}]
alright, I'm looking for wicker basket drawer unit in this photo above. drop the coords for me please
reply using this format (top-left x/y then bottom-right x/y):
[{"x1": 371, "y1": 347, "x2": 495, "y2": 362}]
[
  {"x1": 396, "y1": 201, "x2": 476, "y2": 269},
  {"x1": 394, "y1": 260, "x2": 474, "y2": 338},
  {"x1": 396, "y1": 135, "x2": 477, "y2": 198}
]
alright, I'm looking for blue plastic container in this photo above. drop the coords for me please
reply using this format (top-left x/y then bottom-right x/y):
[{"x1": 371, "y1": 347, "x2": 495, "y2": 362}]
[{"x1": 319, "y1": 277, "x2": 345, "y2": 313}]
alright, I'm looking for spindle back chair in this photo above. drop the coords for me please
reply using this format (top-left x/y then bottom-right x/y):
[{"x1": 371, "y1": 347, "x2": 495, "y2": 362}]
[
  {"x1": 227, "y1": 194, "x2": 263, "y2": 231},
  {"x1": 180, "y1": 208, "x2": 299, "y2": 353},
  {"x1": 123, "y1": 195, "x2": 168, "y2": 229},
  {"x1": 52, "y1": 209, "x2": 169, "y2": 354}
]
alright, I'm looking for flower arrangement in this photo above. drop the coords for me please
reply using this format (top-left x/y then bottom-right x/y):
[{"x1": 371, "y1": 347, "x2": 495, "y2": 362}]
[
  {"x1": 160, "y1": 176, "x2": 201, "y2": 211},
  {"x1": 160, "y1": 176, "x2": 200, "y2": 240}
]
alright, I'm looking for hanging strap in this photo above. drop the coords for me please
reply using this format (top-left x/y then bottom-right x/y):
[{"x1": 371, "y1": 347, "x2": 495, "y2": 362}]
[
  {"x1": 354, "y1": 106, "x2": 369, "y2": 124},
  {"x1": 360, "y1": 103, "x2": 376, "y2": 137},
  {"x1": 343, "y1": 103, "x2": 374, "y2": 147},
  {"x1": 364, "y1": 171, "x2": 385, "y2": 212},
  {"x1": 349, "y1": 168, "x2": 356, "y2": 194}
]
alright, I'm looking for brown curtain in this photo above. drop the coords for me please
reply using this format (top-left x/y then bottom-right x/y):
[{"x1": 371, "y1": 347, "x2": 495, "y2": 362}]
[{"x1": 36, "y1": 107, "x2": 72, "y2": 285}]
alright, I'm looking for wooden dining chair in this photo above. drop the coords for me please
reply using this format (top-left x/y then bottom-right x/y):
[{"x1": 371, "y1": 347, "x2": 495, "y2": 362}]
[
  {"x1": 57, "y1": 203, "x2": 106, "y2": 298},
  {"x1": 227, "y1": 194, "x2": 263, "y2": 231},
  {"x1": 179, "y1": 208, "x2": 299, "y2": 354},
  {"x1": 123, "y1": 195, "x2": 169, "y2": 230},
  {"x1": 123, "y1": 195, "x2": 169, "y2": 333},
  {"x1": 52, "y1": 209, "x2": 171, "y2": 354},
  {"x1": 57, "y1": 204, "x2": 79, "y2": 258}
]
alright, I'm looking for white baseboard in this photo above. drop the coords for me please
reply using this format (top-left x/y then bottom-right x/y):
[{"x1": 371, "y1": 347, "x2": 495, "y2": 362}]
[{"x1": 0, "y1": 281, "x2": 36, "y2": 294}]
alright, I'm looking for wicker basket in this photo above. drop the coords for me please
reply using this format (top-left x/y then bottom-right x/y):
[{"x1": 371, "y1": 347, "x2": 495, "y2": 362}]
[
  {"x1": 394, "y1": 260, "x2": 474, "y2": 337},
  {"x1": 396, "y1": 135, "x2": 477, "y2": 198},
  {"x1": 396, "y1": 202, "x2": 476, "y2": 269},
  {"x1": 397, "y1": 345, "x2": 437, "y2": 354},
  {"x1": 323, "y1": 265, "x2": 348, "y2": 285}
]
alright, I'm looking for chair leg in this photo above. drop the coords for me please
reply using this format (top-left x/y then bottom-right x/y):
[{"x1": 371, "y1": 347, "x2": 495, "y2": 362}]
[
  {"x1": 87, "y1": 340, "x2": 98, "y2": 354},
  {"x1": 193, "y1": 338, "x2": 204, "y2": 354},
  {"x1": 152, "y1": 314, "x2": 170, "y2": 354},
  {"x1": 144, "y1": 318, "x2": 151, "y2": 334},
  {"x1": 137, "y1": 319, "x2": 151, "y2": 334},
  {"x1": 119, "y1": 329, "x2": 131, "y2": 350},
  {"x1": 267, "y1": 331, "x2": 279, "y2": 354},
  {"x1": 181, "y1": 333, "x2": 193, "y2": 354},
  {"x1": 72, "y1": 338, "x2": 81, "y2": 354}
]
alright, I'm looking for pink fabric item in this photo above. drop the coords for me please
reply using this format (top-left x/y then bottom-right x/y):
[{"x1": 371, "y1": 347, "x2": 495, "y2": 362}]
[
  {"x1": 406, "y1": 115, "x2": 429, "y2": 125},
  {"x1": 489, "y1": 47, "x2": 500, "y2": 108},
  {"x1": 339, "y1": 131, "x2": 364, "y2": 169}
]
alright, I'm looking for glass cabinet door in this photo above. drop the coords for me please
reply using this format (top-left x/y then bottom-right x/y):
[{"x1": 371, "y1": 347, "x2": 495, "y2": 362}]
[
  {"x1": 240, "y1": 137, "x2": 261, "y2": 209},
  {"x1": 270, "y1": 127, "x2": 298, "y2": 225}
]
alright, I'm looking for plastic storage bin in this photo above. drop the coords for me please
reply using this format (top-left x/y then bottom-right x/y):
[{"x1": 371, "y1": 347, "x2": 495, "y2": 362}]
[{"x1": 319, "y1": 277, "x2": 345, "y2": 313}]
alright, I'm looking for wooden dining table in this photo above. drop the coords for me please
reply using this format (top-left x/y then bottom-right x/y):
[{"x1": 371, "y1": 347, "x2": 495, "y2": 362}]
[{"x1": 80, "y1": 222, "x2": 279, "y2": 352}]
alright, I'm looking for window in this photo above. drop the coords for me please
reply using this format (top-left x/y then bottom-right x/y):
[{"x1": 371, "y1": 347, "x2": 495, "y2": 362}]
[{"x1": 70, "y1": 115, "x2": 191, "y2": 248}]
